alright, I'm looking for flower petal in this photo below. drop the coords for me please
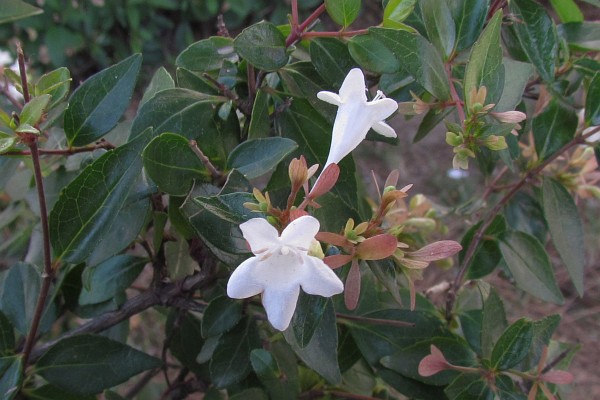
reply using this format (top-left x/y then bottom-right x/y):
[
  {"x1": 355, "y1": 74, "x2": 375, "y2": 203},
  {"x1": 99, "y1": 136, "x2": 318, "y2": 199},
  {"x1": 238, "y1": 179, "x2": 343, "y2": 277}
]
[
  {"x1": 366, "y1": 97, "x2": 398, "y2": 122},
  {"x1": 317, "y1": 91, "x2": 343, "y2": 106},
  {"x1": 227, "y1": 257, "x2": 264, "y2": 299},
  {"x1": 262, "y1": 285, "x2": 300, "y2": 331},
  {"x1": 299, "y1": 256, "x2": 344, "y2": 297},
  {"x1": 280, "y1": 215, "x2": 320, "y2": 249},
  {"x1": 339, "y1": 68, "x2": 367, "y2": 102},
  {"x1": 372, "y1": 121, "x2": 397, "y2": 138},
  {"x1": 239, "y1": 218, "x2": 279, "y2": 253}
]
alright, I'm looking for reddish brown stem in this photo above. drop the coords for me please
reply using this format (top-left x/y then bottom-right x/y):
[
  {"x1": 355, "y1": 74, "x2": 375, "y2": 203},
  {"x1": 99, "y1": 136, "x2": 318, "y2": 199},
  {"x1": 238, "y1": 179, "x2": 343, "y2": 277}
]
[
  {"x1": 2, "y1": 140, "x2": 115, "y2": 156},
  {"x1": 285, "y1": 3, "x2": 327, "y2": 47},
  {"x1": 446, "y1": 63, "x2": 465, "y2": 122}
]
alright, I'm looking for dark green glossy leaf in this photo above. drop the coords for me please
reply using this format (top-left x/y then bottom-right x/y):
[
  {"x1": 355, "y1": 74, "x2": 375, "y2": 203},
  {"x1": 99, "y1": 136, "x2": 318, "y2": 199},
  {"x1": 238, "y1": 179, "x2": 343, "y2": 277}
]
[
  {"x1": 445, "y1": 373, "x2": 491, "y2": 400},
  {"x1": 413, "y1": 107, "x2": 452, "y2": 142},
  {"x1": 194, "y1": 192, "x2": 255, "y2": 223},
  {"x1": 370, "y1": 28, "x2": 451, "y2": 100},
  {"x1": 36, "y1": 335, "x2": 161, "y2": 395},
  {"x1": 459, "y1": 310, "x2": 483, "y2": 355},
  {"x1": 509, "y1": 0, "x2": 558, "y2": 82},
  {"x1": 491, "y1": 318, "x2": 534, "y2": 370},
  {"x1": 166, "y1": 311, "x2": 206, "y2": 375},
  {"x1": 542, "y1": 178, "x2": 585, "y2": 295},
  {"x1": 143, "y1": 132, "x2": 210, "y2": 196},
  {"x1": 379, "y1": 369, "x2": 447, "y2": 399},
  {"x1": 494, "y1": 59, "x2": 533, "y2": 112},
  {"x1": 139, "y1": 67, "x2": 175, "y2": 107},
  {"x1": 248, "y1": 89, "x2": 271, "y2": 139},
  {"x1": 210, "y1": 319, "x2": 260, "y2": 388},
  {"x1": 324, "y1": 0, "x2": 361, "y2": 27},
  {"x1": 505, "y1": 191, "x2": 547, "y2": 242},
  {"x1": 230, "y1": 388, "x2": 267, "y2": 400},
  {"x1": 533, "y1": 100, "x2": 578, "y2": 161},
  {"x1": 0, "y1": 0, "x2": 42, "y2": 24},
  {"x1": 176, "y1": 68, "x2": 219, "y2": 94},
  {"x1": 0, "y1": 356, "x2": 22, "y2": 400},
  {"x1": 284, "y1": 298, "x2": 341, "y2": 384},
  {"x1": 64, "y1": 54, "x2": 142, "y2": 146},
  {"x1": 250, "y1": 349, "x2": 292, "y2": 399},
  {"x1": 460, "y1": 216, "x2": 506, "y2": 280},
  {"x1": 383, "y1": 0, "x2": 416, "y2": 27},
  {"x1": 499, "y1": 231, "x2": 564, "y2": 304},
  {"x1": 79, "y1": 255, "x2": 146, "y2": 305},
  {"x1": 49, "y1": 136, "x2": 147, "y2": 264},
  {"x1": 26, "y1": 384, "x2": 96, "y2": 400},
  {"x1": 585, "y1": 73, "x2": 600, "y2": 126},
  {"x1": 550, "y1": 0, "x2": 583, "y2": 23},
  {"x1": 0, "y1": 262, "x2": 55, "y2": 336},
  {"x1": 381, "y1": 337, "x2": 476, "y2": 385},
  {"x1": 226, "y1": 137, "x2": 297, "y2": 179},
  {"x1": 0, "y1": 312, "x2": 14, "y2": 356},
  {"x1": 558, "y1": 22, "x2": 600, "y2": 51},
  {"x1": 202, "y1": 296, "x2": 243, "y2": 338},
  {"x1": 234, "y1": 21, "x2": 287, "y2": 71},
  {"x1": 292, "y1": 293, "x2": 329, "y2": 348},
  {"x1": 348, "y1": 34, "x2": 400, "y2": 74},
  {"x1": 278, "y1": 62, "x2": 332, "y2": 117},
  {"x1": 464, "y1": 10, "x2": 504, "y2": 110},
  {"x1": 176, "y1": 37, "x2": 238, "y2": 72},
  {"x1": 518, "y1": 314, "x2": 561, "y2": 372},
  {"x1": 310, "y1": 38, "x2": 357, "y2": 88},
  {"x1": 419, "y1": 0, "x2": 456, "y2": 58},
  {"x1": 448, "y1": 0, "x2": 490, "y2": 51},
  {"x1": 481, "y1": 289, "x2": 508, "y2": 358},
  {"x1": 35, "y1": 68, "x2": 71, "y2": 110}
]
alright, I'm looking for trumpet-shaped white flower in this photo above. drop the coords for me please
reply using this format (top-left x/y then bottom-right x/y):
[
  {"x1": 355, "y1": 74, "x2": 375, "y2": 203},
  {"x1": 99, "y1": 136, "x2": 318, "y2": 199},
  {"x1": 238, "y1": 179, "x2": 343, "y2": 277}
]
[
  {"x1": 227, "y1": 216, "x2": 344, "y2": 331},
  {"x1": 317, "y1": 68, "x2": 398, "y2": 169}
]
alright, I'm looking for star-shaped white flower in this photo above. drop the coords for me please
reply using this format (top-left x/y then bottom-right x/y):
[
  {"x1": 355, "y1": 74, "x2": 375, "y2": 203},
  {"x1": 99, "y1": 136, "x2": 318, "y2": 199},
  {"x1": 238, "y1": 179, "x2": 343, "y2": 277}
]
[
  {"x1": 317, "y1": 68, "x2": 398, "y2": 169},
  {"x1": 227, "y1": 216, "x2": 344, "y2": 331}
]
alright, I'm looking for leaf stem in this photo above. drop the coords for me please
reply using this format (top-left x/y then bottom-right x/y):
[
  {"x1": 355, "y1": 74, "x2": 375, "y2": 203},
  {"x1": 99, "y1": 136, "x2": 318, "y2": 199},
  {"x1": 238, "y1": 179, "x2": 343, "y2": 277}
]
[
  {"x1": 302, "y1": 29, "x2": 369, "y2": 39},
  {"x1": 189, "y1": 139, "x2": 222, "y2": 182},
  {"x1": 17, "y1": 44, "x2": 30, "y2": 103},
  {"x1": 2, "y1": 140, "x2": 115, "y2": 156},
  {"x1": 444, "y1": 125, "x2": 600, "y2": 320},
  {"x1": 336, "y1": 313, "x2": 415, "y2": 327},
  {"x1": 446, "y1": 63, "x2": 466, "y2": 122},
  {"x1": 285, "y1": 3, "x2": 327, "y2": 47}
]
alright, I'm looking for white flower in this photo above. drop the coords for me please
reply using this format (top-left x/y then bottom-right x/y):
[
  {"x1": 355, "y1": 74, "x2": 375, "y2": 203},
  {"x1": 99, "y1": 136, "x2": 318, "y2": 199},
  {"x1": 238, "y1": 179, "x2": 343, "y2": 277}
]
[
  {"x1": 227, "y1": 216, "x2": 344, "y2": 331},
  {"x1": 317, "y1": 68, "x2": 398, "y2": 169}
]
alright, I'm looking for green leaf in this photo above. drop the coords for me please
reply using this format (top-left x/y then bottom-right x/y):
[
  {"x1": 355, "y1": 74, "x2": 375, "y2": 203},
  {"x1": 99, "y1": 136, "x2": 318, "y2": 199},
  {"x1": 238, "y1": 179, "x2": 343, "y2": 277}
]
[
  {"x1": 448, "y1": 0, "x2": 490, "y2": 52},
  {"x1": 0, "y1": 262, "x2": 55, "y2": 335},
  {"x1": 494, "y1": 59, "x2": 533, "y2": 112},
  {"x1": 20, "y1": 94, "x2": 51, "y2": 127},
  {"x1": 64, "y1": 54, "x2": 142, "y2": 146},
  {"x1": 310, "y1": 38, "x2": 357, "y2": 88},
  {"x1": 165, "y1": 311, "x2": 205, "y2": 374},
  {"x1": 533, "y1": 100, "x2": 578, "y2": 161},
  {"x1": 0, "y1": 137, "x2": 17, "y2": 154},
  {"x1": 0, "y1": 356, "x2": 22, "y2": 400},
  {"x1": 35, "y1": 68, "x2": 71, "y2": 110},
  {"x1": 49, "y1": 136, "x2": 147, "y2": 264},
  {"x1": 248, "y1": 89, "x2": 271, "y2": 139},
  {"x1": 36, "y1": 335, "x2": 161, "y2": 395},
  {"x1": 291, "y1": 293, "x2": 329, "y2": 348},
  {"x1": 481, "y1": 289, "x2": 508, "y2": 358},
  {"x1": 383, "y1": 0, "x2": 417, "y2": 29},
  {"x1": 0, "y1": 312, "x2": 14, "y2": 356},
  {"x1": 283, "y1": 298, "x2": 341, "y2": 384},
  {"x1": 194, "y1": 192, "x2": 255, "y2": 223},
  {"x1": 0, "y1": 0, "x2": 42, "y2": 24},
  {"x1": 26, "y1": 384, "x2": 96, "y2": 400},
  {"x1": 558, "y1": 21, "x2": 600, "y2": 51},
  {"x1": 550, "y1": 0, "x2": 583, "y2": 23},
  {"x1": 413, "y1": 108, "x2": 452, "y2": 143},
  {"x1": 445, "y1": 373, "x2": 491, "y2": 400},
  {"x1": 518, "y1": 314, "x2": 560, "y2": 371},
  {"x1": 79, "y1": 255, "x2": 146, "y2": 305},
  {"x1": 585, "y1": 73, "x2": 600, "y2": 126},
  {"x1": 541, "y1": 178, "x2": 585, "y2": 295},
  {"x1": 370, "y1": 28, "x2": 451, "y2": 100},
  {"x1": 499, "y1": 231, "x2": 564, "y2": 304},
  {"x1": 143, "y1": 132, "x2": 209, "y2": 196},
  {"x1": 210, "y1": 319, "x2": 260, "y2": 388},
  {"x1": 461, "y1": 216, "x2": 506, "y2": 280},
  {"x1": 509, "y1": 0, "x2": 558, "y2": 82},
  {"x1": 348, "y1": 34, "x2": 400, "y2": 74},
  {"x1": 464, "y1": 10, "x2": 504, "y2": 111},
  {"x1": 324, "y1": 0, "x2": 361, "y2": 27},
  {"x1": 176, "y1": 37, "x2": 238, "y2": 72},
  {"x1": 139, "y1": 67, "x2": 175, "y2": 107},
  {"x1": 419, "y1": 0, "x2": 456, "y2": 58},
  {"x1": 491, "y1": 318, "x2": 534, "y2": 370},
  {"x1": 505, "y1": 191, "x2": 547, "y2": 242},
  {"x1": 250, "y1": 349, "x2": 292, "y2": 399},
  {"x1": 226, "y1": 137, "x2": 297, "y2": 179},
  {"x1": 176, "y1": 68, "x2": 219, "y2": 94},
  {"x1": 234, "y1": 21, "x2": 287, "y2": 71},
  {"x1": 202, "y1": 296, "x2": 243, "y2": 338},
  {"x1": 165, "y1": 234, "x2": 196, "y2": 280}
]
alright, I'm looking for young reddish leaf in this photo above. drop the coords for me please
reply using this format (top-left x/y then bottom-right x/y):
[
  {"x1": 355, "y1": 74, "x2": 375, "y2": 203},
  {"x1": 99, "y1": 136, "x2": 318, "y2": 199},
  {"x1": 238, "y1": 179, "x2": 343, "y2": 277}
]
[
  {"x1": 541, "y1": 370, "x2": 574, "y2": 384},
  {"x1": 418, "y1": 345, "x2": 451, "y2": 377},
  {"x1": 310, "y1": 163, "x2": 340, "y2": 199},
  {"x1": 316, "y1": 231, "x2": 352, "y2": 248},
  {"x1": 355, "y1": 234, "x2": 397, "y2": 260},
  {"x1": 405, "y1": 240, "x2": 462, "y2": 262},
  {"x1": 323, "y1": 254, "x2": 353, "y2": 269},
  {"x1": 344, "y1": 260, "x2": 361, "y2": 310}
]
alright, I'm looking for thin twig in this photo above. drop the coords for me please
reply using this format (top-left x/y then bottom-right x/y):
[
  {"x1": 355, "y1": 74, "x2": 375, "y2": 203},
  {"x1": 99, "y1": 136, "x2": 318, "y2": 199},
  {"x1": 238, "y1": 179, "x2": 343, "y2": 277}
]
[
  {"x1": 2, "y1": 140, "x2": 115, "y2": 156},
  {"x1": 302, "y1": 29, "x2": 369, "y2": 39},
  {"x1": 189, "y1": 139, "x2": 222, "y2": 181},
  {"x1": 285, "y1": 3, "x2": 327, "y2": 47},
  {"x1": 16, "y1": 44, "x2": 30, "y2": 103},
  {"x1": 336, "y1": 313, "x2": 415, "y2": 328},
  {"x1": 446, "y1": 63, "x2": 466, "y2": 122}
]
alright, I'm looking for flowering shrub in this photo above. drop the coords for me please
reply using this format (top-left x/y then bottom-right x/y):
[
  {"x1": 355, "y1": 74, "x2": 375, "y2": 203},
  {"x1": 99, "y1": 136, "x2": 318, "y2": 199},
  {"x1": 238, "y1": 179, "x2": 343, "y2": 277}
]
[{"x1": 0, "y1": 0, "x2": 598, "y2": 399}]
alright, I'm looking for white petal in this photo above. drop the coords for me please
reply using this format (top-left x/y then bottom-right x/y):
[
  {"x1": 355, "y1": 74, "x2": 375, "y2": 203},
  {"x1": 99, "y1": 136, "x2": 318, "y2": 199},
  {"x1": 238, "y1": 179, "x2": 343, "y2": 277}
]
[
  {"x1": 339, "y1": 68, "x2": 367, "y2": 103},
  {"x1": 239, "y1": 218, "x2": 279, "y2": 253},
  {"x1": 372, "y1": 121, "x2": 397, "y2": 138},
  {"x1": 317, "y1": 91, "x2": 343, "y2": 106},
  {"x1": 299, "y1": 256, "x2": 344, "y2": 297},
  {"x1": 227, "y1": 257, "x2": 264, "y2": 299},
  {"x1": 280, "y1": 215, "x2": 320, "y2": 249},
  {"x1": 262, "y1": 285, "x2": 300, "y2": 331},
  {"x1": 366, "y1": 98, "x2": 398, "y2": 121}
]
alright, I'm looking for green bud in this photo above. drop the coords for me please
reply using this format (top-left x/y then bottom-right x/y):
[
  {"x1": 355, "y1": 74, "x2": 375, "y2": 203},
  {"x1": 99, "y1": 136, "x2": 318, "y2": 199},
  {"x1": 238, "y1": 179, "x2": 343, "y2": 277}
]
[
  {"x1": 383, "y1": 185, "x2": 396, "y2": 193},
  {"x1": 446, "y1": 131, "x2": 463, "y2": 147}
]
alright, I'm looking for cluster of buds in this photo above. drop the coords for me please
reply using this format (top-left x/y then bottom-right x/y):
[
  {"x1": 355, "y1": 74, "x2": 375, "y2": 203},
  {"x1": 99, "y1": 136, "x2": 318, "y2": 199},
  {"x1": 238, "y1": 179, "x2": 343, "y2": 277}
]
[{"x1": 541, "y1": 145, "x2": 600, "y2": 200}]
